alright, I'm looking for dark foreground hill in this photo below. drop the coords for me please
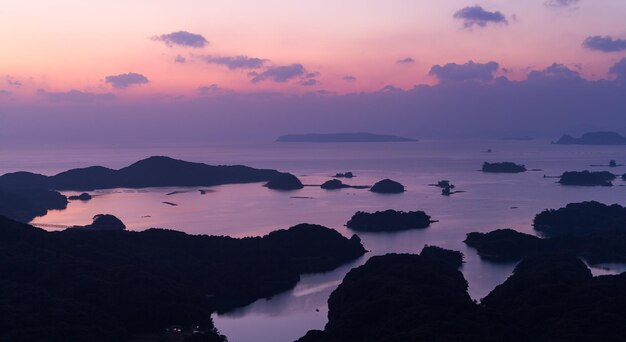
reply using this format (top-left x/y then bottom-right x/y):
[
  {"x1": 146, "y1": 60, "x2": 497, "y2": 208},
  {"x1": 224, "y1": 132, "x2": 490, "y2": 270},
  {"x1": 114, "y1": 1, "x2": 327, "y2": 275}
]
[
  {"x1": 298, "y1": 252, "x2": 626, "y2": 341},
  {"x1": 0, "y1": 217, "x2": 365, "y2": 341}
]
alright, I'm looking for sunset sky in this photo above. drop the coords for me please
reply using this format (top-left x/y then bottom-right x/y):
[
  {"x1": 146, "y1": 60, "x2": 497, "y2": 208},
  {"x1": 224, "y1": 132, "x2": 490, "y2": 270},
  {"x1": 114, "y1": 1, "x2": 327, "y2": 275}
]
[{"x1": 1, "y1": 0, "x2": 626, "y2": 143}]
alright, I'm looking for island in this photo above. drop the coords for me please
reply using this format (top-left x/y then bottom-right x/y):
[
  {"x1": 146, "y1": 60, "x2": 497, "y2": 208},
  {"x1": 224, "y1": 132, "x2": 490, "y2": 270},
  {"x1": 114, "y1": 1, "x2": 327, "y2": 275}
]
[
  {"x1": 558, "y1": 170, "x2": 615, "y2": 186},
  {"x1": 0, "y1": 156, "x2": 285, "y2": 222},
  {"x1": 67, "y1": 214, "x2": 126, "y2": 231},
  {"x1": 67, "y1": 192, "x2": 92, "y2": 201},
  {"x1": 320, "y1": 179, "x2": 350, "y2": 190},
  {"x1": 482, "y1": 162, "x2": 527, "y2": 173},
  {"x1": 334, "y1": 172, "x2": 354, "y2": 178},
  {"x1": 0, "y1": 216, "x2": 366, "y2": 341},
  {"x1": 346, "y1": 209, "x2": 434, "y2": 232},
  {"x1": 276, "y1": 132, "x2": 418, "y2": 143},
  {"x1": 297, "y1": 252, "x2": 626, "y2": 341},
  {"x1": 369, "y1": 179, "x2": 405, "y2": 193},
  {"x1": 465, "y1": 201, "x2": 626, "y2": 264},
  {"x1": 264, "y1": 172, "x2": 304, "y2": 190},
  {"x1": 0, "y1": 156, "x2": 282, "y2": 191},
  {"x1": 553, "y1": 131, "x2": 626, "y2": 145}
]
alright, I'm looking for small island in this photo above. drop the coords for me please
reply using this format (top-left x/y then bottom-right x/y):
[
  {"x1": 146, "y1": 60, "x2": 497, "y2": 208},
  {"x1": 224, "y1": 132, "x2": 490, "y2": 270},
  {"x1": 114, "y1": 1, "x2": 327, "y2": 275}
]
[
  {"x1": 264, "y1": 172, "x2": 304, "y2": 190},
  {"x1": 68, "y1": 214, "x2": 126, "y2": 231},
  {"x1": 276, "y1": 132, "x2": 418, "y2": 143},
  {"x1": 320, "y1": 179, "x2": 350, "y2": 190},
  {"x1": 553, "y1": 131, "x2": 626, "y2": 145},
  {"x1": 482, "y1": 162, "x2": 527, "y2": 173},
  {"x1": 334, "y1": 172, "x2": 354, "y2": 178},
  {"x1": 558, "y1": 170, "x2": 615, "y2": 186},
  {"x1": 346, "y1": 209, "x2": 434, "y2": 232},
  {"x1": 67, "y1": 192, "x2": 92, "y2": 201},
  {"x1": 369, "y1": 179, "x2": 405, "y2": 193}
]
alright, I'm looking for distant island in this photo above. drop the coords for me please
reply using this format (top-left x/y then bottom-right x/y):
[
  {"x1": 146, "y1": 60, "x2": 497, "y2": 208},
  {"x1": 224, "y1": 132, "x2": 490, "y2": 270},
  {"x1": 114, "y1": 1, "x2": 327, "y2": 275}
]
[
  {"x1": 0, "y1": 216, "x2": 365, "y2": 341},
  {"x1": 276, "y1": 132, "x2": 418, "y2": 143},
  {"x1": 500, "y1": 136, "x2": 533, "y2": 141},
  {"x1": 482, "y1": 162, "x2": 527, "y2": 173},
  {"x1": 558, "y1": 170, "x2": 615, "y2": 186},
  {"x1": 0, "y1": 156, "x2": 283, "y2": 222},
  {"x1": 553, "y1": 131, "x2": 626, "y2": 145}
]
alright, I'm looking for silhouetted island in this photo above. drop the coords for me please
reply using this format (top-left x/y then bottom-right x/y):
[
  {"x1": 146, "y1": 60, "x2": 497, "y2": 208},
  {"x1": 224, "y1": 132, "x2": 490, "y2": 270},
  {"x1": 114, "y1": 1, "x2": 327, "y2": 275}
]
[
  {"x1": 558, "y1": 170, "x2": 615, "y2": 186},
  {"x1": 0, "y1": 216, "x2": 365, "y2": 341},
  {"x1": 0, "y1": 156, "x2": 282, "y2": 191},
  {"x1": 67, "y1": 192, "x2": 92, "y2": 201},
  {"x1": 369, "y1": 179, "x2": 405, "y2": 193},
  {"x1": 465, "y1": 201, "x2": 626, "y2": 263},
  {"x1": 0, "y1": 187, "x2": 67, "y2": 222},
  {"x1": 321, "y1": 179, "x2": 350, "y2": 190},
  {"x1": 297, "y1": 252, "x2": 626, "y2": 341},
  {"x1": 334, "y1": 172, "x2": 354, "y2": 178},
  {"x1": 554, "y1": 131, "x2": 626, "y2": 145},
  {"x1": 482, "y1": 161, "x2": 527, "y2": 173},
  {"x1": 264, "y1": 172, "x2": 304, "y2": 190},
  {"x1": 346, "y1": 209, "x2": 434, "y2": 232},
  {"x1": 276, "y1": 132, "x2": 418, "y2": 143},
  {"x1": 68, "y1": 214, "x2": 126, "y2": 231}
]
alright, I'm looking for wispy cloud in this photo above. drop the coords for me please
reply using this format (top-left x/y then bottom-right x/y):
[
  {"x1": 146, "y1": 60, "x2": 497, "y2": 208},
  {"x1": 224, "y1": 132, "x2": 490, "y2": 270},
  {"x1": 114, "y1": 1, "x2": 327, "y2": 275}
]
[
  {"x1": 104, "y1": 73, "x2": 150, "y2": 89},
  {"x1": 342, "y1": 75, "x2": 357, "y2": 82},
  {"x1": 453, "y1": 6, "x2": 508, "y2": 28},
  {"x1": 545, "y1": 0, "x2": 580, "y2": 8},
  {"x1": 153, "y1": 31, "x2": 209, "y2": 48},
  {"x1": 583, "y1": 36, "x2": 626, "y2": 52},
  {"x1": 396, "y1": 57, "x2": 415, "y2": 65},
  {"x1": 249, "y1": 64, "x2": 306, "y2": 83},
  {"x1": 199, "y1": 55, "x2": 266, "y2": 69},
  {"x1": 37, "y1": 89, "x2": 116, "y2": 103}
]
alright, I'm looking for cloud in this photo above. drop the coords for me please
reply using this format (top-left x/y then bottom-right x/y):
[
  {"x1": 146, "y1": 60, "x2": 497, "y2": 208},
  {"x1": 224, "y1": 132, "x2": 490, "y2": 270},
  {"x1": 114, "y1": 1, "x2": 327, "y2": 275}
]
[
  {"x1": 527, "y1": 63, "x2": 582, "y2": 82},
  {"x1": 0, "y1": 89, "x2": 11, "y2": 96},
  {"x1": 174, "y1": 55, "x2": 186, "y2": 64},
  {"x1": 200, "y1": 55, "x2": 266, "y2": 69},
  {"x1": 197, "y1": 84, "x2": 233, "y2": 96},
  {"x1": 5, "y1": 76, "x2": 22, "y2": 87},
  {"x1": 37, "y1": 89, "x2": 116, "y2": 103},
  {"x1": 300, "y1": 78, "x2": 318, "y2": 86},
  {"x1": 545, "y1": 0, "x2": 580, "y2": 7},
  {"x1": 453, "y1": 6, "x2": 508, "y2": 28},
  {"x1": 104, "y1": 73, "x2": 150, "y2": 89},
  {"x1": 342, "y1": 75, "x2": 357, "y2": 82},
  {"x1": 609, "y1": 58, "x2": 626, "y2": 81},
  {"x1": 582, "y1": 36, "x2": 626, "y2": 52},
  {"x1": 249, "y1": 64, "x2": 306, "y2": 83},
  {"x1": 153, "y1": 31, "x2": 209, "y2": 48},
  {"x1": 396, "y1": 57, "x2": 415, "y2": 65},
  {"x1": 429, "y1": 61, "x2": 499, "y2": 83}
]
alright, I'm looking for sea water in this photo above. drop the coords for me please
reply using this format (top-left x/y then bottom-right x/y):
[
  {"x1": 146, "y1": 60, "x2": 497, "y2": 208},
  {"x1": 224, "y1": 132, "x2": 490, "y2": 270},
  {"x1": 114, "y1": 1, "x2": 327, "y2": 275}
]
[{"x1": 3, "y1": 139, "x2": 626, "y2": 342}]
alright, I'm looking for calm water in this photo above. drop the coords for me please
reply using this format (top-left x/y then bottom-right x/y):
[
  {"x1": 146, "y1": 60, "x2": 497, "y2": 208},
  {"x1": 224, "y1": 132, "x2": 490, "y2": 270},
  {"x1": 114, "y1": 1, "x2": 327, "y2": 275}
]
[{"x1": 2, "y1": 139, "x2": 626, "y2": 342}]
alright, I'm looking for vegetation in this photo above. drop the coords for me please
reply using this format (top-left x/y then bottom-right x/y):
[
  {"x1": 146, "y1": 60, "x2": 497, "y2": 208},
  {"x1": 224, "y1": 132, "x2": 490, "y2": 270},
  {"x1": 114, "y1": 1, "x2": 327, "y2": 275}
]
[
  {"x1": 346, "y1": 209, "x2": 433, "y2": 232},
  {"x1": 482, "y1": 162, "x2": 527, "y2": 173},
  {"x1": 264, "y1": 172, "x2": 304, "y2": 190},
  {"x1": 297, "y1": 253, "x2": 626, "y2": 341},
  {"x1": 369, "y1": 179, "x2": 405, "y2": 193},
  {"x1": 0, "y1": 217, "x2": 365, "y2": 341},
  {"x1": 559, "y1": 171, "x2": 615, "y2": 186}
]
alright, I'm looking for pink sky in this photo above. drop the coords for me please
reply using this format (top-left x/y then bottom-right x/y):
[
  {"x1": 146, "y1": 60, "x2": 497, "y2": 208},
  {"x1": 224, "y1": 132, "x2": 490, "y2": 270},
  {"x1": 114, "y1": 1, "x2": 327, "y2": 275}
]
[{"x1": 1, "y1": 0, "x2": 626, "y2": 101}]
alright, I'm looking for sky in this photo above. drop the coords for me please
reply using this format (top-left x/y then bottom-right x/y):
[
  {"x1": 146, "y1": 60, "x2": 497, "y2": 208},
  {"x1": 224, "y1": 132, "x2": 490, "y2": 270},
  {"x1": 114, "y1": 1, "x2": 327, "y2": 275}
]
[{"x1": 1, "y1": 0, "x2": 626, "y2": 144}]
